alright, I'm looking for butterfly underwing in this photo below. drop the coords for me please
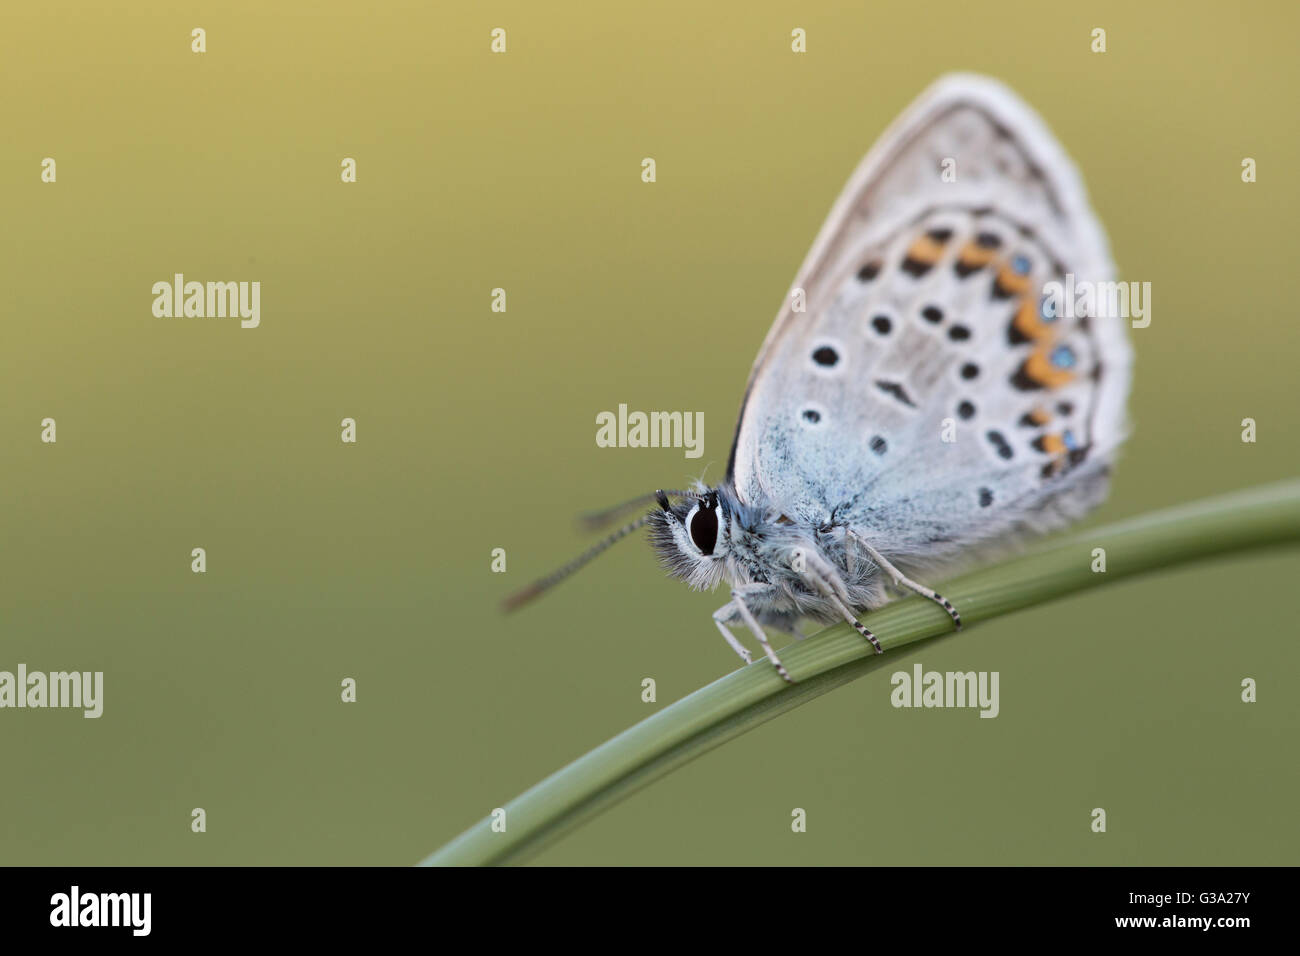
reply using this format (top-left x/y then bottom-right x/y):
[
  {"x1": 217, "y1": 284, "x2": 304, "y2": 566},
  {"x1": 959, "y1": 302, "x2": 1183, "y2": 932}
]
[{"x1": 508, "y1": 73, "x2": 1133, "y2": 683}]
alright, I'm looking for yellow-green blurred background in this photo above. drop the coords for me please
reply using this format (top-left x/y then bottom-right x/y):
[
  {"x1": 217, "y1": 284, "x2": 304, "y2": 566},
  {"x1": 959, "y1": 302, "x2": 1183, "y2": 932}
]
[{"x1": 2, "y1": 1, "x2": 1297, "y2": 865}]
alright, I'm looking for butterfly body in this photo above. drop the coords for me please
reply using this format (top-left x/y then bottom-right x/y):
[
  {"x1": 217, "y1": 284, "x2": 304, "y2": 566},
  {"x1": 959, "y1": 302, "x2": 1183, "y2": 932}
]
[{"x1": 650, "y1": 481, "x2": 891, "y2": 624}]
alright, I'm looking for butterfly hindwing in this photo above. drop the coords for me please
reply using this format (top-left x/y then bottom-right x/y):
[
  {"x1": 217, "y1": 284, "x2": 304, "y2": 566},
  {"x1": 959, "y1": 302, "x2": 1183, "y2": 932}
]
[{"x1": 727, "y1": 74, "x2": 1133, "y2": 568}]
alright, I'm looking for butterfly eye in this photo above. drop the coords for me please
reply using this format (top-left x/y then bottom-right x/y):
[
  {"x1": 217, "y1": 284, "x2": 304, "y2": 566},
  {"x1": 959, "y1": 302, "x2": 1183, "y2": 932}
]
[{"x1": 685, "y1": 500, "x2": 719, "y2": 556}]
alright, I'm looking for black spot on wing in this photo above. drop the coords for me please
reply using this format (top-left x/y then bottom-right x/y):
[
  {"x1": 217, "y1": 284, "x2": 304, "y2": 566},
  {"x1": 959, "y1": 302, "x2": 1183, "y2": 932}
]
[
  {"x1": 875, "y1": 380, "x2": 917, "y2": 408},
  {"x1": 1010, "y1": 365, "x2": 1043, "y2": 391},
  {"x1": 857, "y1": 261, "x2": 881, "y2": 282},
  {"x1": 986, "y1": 430, "x2": 1013, "y2": 460},
  {"x1": 812, "y1": 346, "x2": 839, "y2": 367},
  {"x1": 901, "y1": 256, "x2": 933, "y2": 278}
]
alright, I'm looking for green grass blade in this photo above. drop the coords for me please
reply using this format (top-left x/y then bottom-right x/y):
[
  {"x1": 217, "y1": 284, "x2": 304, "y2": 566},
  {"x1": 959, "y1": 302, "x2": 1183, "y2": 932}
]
[{"x1": 419, "y1": 480, "x2": 1300, "y2": 866}]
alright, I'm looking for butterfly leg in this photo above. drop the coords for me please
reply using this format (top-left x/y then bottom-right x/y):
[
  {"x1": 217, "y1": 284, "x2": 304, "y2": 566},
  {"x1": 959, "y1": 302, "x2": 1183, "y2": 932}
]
[
  {"x1": 712, "y1": 605, "x2": 755, "y2": 665},
  {"x1": 714, "y1": 585, "x2": 794, "y2": 683},
  {"x1": 848, "y1": 531, "x2": 962, "y2": 630},
  {"x1": 827, "y1": 595, "x2": 884, "y2": 654},
  {"x1": 798, "y1": 548, "x2": 883, "y2": 654}
]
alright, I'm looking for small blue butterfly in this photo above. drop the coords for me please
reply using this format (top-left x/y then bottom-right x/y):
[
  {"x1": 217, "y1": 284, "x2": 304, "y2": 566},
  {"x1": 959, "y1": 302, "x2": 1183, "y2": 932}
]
[{"x1": 507, "y1": 74, "x2": 1133, "y2": 683}]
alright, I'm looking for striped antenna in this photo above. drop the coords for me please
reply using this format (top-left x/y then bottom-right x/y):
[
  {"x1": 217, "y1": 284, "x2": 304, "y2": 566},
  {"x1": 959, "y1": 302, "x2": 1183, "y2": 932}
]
[
  {"x1": 503, "y1": 489, "x2": 700, "y2": 612},
  {"x1": 577, "y1": 489, "x2": 700, "y2": 532}
]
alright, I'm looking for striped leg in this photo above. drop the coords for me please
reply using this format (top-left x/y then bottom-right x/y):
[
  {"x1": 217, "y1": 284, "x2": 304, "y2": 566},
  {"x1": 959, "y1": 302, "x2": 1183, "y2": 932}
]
[
  {"x1": 828, "y1": 593, "x2": 883, "y2": 654},
  {"x1": 731, "y1": 594, "x2": 794, "y2": 684},
  {"x1": 849, "y1": 531, "x2": 962, "y2": 631},
  {"x1": 798, "y1": 548, "x2": 883, "y2": 654},
  {"x1": 714, "y1": 586, "x2": 794, "y2": 684},
  {"x1": 712, "y1": 606, "x2": 755, "y2": 665}
]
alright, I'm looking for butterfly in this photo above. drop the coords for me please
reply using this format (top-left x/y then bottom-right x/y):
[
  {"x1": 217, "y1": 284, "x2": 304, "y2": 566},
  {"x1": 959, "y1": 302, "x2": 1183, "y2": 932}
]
[{"x1": 506, "y1": 74, "x2": 1133, "y2": 683}]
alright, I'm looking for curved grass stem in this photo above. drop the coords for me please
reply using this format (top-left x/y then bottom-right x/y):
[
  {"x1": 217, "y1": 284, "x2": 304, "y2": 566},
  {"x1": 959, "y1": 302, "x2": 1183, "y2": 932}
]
[{"x1": 420, "y1": 480, "x2": 1300, "y2": 866}]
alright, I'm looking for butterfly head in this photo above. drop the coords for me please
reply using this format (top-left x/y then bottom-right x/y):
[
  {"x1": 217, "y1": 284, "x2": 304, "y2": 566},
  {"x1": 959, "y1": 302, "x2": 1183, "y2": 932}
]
[{"x1": 648, "y1": 487, "x2": 733, "y2": 590}]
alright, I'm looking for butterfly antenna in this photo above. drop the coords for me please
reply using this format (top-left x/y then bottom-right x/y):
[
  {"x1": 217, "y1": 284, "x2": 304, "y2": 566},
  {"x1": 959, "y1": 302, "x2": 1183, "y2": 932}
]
[
  {"x1": 503, "y1": 511, "x2": 660, "y2": 612},
  {"x1": 577, "y1": 489, "x2": 699, "y2": 532}
]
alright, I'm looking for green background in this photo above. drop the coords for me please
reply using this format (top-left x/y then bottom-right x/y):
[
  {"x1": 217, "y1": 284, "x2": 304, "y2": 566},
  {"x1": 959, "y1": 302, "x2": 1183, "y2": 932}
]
[{"x1": 2, "y1": 0, "x2": 1297, "y2": 865}]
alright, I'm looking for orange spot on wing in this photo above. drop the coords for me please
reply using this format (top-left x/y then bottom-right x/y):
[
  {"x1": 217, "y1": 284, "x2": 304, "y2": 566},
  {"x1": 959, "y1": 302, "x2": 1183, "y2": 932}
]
[
  {"x1": 906, "y1": 235, "x2": 945, "y2": 265},
  {"x1": 1038, "y1": 433, "x2": 1067, "y2": 455},
  {"x1": 1013, "y1": 297, "x2": 1052, "y2": 342},
  {"x1": 996, "y1": 263, "x2": 1033, "y2": 296},
  {"x1": 1024, "y1": 346, "x2": 1076, "y2": 389},
  {"x1": 957, "y1": 240, "x2": 998, "y2": 269}
]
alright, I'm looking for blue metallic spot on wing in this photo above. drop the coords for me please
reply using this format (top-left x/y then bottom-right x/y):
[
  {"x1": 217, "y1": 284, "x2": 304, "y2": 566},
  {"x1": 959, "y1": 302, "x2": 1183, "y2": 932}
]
[{"x1": 1050, "y1": 345, "x2": 1076, "y2": 369}]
